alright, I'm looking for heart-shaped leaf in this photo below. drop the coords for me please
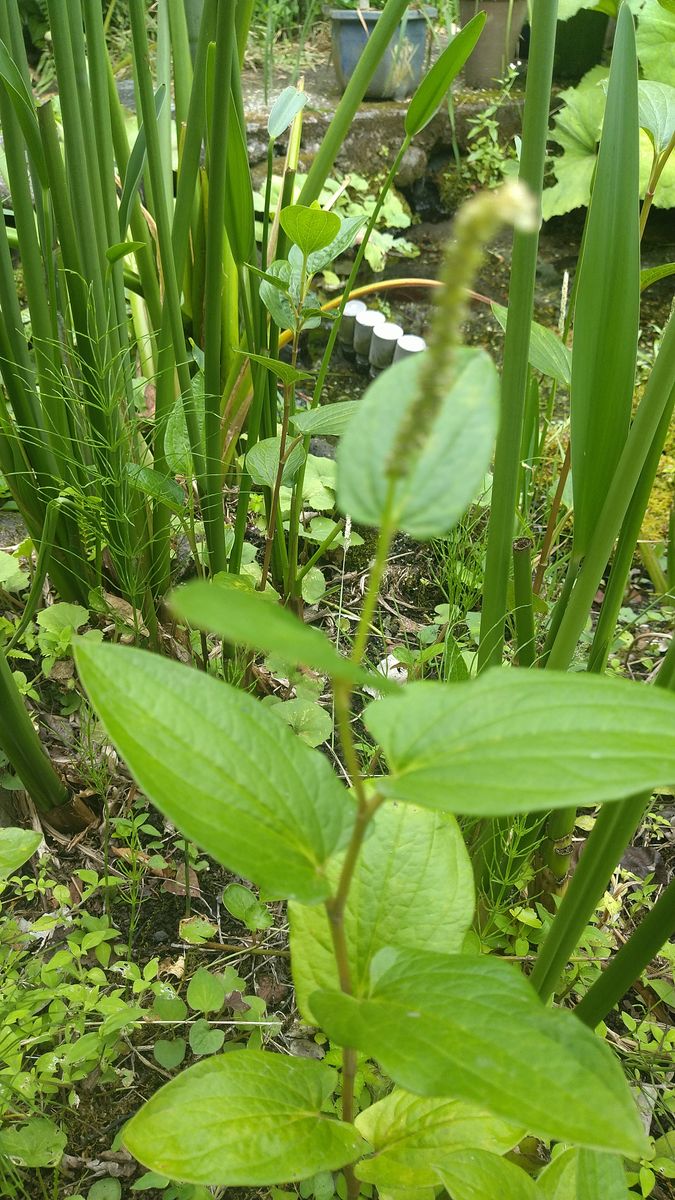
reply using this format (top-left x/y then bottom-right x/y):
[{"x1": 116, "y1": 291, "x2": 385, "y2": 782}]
[
  {"x1": 246, "y1": 436, "x2": 306, "y2": 489},
  {"x1": 280, "y1": 205, "x2": 341, "y2": 257}
]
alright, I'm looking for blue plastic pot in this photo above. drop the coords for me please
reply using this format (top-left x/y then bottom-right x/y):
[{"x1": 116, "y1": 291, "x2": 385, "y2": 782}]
[{"x1": 331, "y1": 8, "x2": 436, "y2": 101}]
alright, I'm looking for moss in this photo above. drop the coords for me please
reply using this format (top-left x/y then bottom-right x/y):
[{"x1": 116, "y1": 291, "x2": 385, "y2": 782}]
[{"x1": 641, "y1": 416, "x2": 675, "y2": 541}]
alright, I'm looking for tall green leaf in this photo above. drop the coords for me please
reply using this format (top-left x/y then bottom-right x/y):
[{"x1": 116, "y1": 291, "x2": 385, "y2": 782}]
[
  {"x1": 492, "y1": 303, "x2": 571, "y2": 386},
  {"x1": 289, "y1": 805, "x2": 474, "y2": 1022},
  {"x1": 74, "y1": 640, "x2": 354, "y2": 903},
  {"x1": 405, "y1": 12, "x2": 486, "y2": 137},
  {"x1": 364, "y1": 671, "x2": 675, "y2": 816},
  {"x1": 311, "y1": 948, "x2": 648, "y2": 1158},
  {"x1": 268, "y1": 86, "x2": 307, "y2": 139},
  {"x1": 337, "y1": 351, "x2": 498, "y2": 539},
  {"x1": 123, "y1": 1050, "x2": 366, "y2": 1185},
  {"x1": 569, "y1": 4, "x2": 640, "y2": 559},
  {"x1": 118, "y1": 84, "x2": 166, "y2": 237}
]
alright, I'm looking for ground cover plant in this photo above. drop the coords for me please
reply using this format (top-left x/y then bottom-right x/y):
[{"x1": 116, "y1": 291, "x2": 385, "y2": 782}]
[{"x1": 0, "y1": 0, "x2": 675, "y2": 1197}]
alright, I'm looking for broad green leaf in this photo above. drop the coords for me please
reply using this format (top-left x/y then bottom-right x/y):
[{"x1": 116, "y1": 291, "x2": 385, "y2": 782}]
[
  {"x1": 269, "y1": 698, "x2": 332, "y2": 747},
  {"x1": 222, "y1": 883, "x2": 272, "y2": 931},
  {"x1": 289, "y1": 805, "x2": 474, "y2": 1024},
  {"x1": 311, "y1": 948, "x2": 648, "y2": 1158},
  {"x1": 260, "y1": 260, "x2": 296, "y2": 331},
  {"x1": 354, "y1": 1089, "x2": 523, "y2": 1189},
  {"x1": 537, "y1": 1147, "x2": 630, "y2": 1200},
  {"x1": 170, "y1": 578, "x2": 385, "y2": 690},
  {"x1": 570, "y1": 5, "x2": 640, "y2": 559},
  {"x1": 364, "y1": 671, "x2": 675, "y2": 817},
  {"x1": 280, "y1": 205, "x2": 341, "y2": 258},
  {"x1": 291, "y1": 401, "x2": 358, "y2": 436},
  {"x1": 437, "y1": 1150, "x2": 539, "y2": 1200},
  {"x1": 0, "y1": 827, "x2": 42, "y2": 877},
  {"x1": 74, "y1": 640, "x2": 355, "y2": 903},
  {"x1": 302, "y1": 214, "x2": 367, "y2": 274},
  {"x1": 537, "y1": 1148, "x2": 578, "y2": 1200},
  {"x1": 119, "y1": 85, "x2": 166, "y2": 236},
  {"x1": 87, "y1": 1178, "x2": 122, "y2": 1200},
  {"x1": 189, "y1": 1019, "x2": 225, "y2": 1057},
  {"x1": 301, "y1": 566, "x2": 326, "y2": 605},
  {"x1": 125, "y1": 463, "x2": 185, "y2": 514},
  {"x1": 0, "y1": 1117, "x2": 66, "y2": 1167},
  {"x1": 246, "y1": 436, "x2": 306, "y2": 489},
  {"x1": 492, "y1": 303, "x2": 572, "y2": 386},
  {"x1": 165, "y1": 370, "x2": 205, "y2": 477},
  {"x1": 186, "y1": 967, "x2": 226, "y2": 1015},
  {"x1": 301, "y1": 454, "x2": 337, "y2": 510},
  {"x1": 0, "y1": 548, "x2": 28, "y2": 592},
  {"x1": 152, "y1": 991, "x2": 188, "y2": 1023},
  {"x1": 641, "y1": 261, "x2": 675, "y2": 291},
  {"x1": 268, "y1": 86, "x2": 308, "y2": 139},
  {"x1": 336, "y1": 351, "x2": 498, "y2": 539},
  {"x1": 637, "y1": 80, "x2": 675, "y2": 153},
  {"x1": 405, "y1": 13, "x2": 486, "y2": 136},
  {"x1": 543, "y1": 62, "x2": 675, "y2": 218},
  {"x1": 542, "y1": 68, "x2": 608, "y2": 220},
  {"x1": 153, "y1": 1038, "x2": 187, "y2": 1070},
  {"x1": 634, "y1": 0, "x2": 675, "y2": 84},
  {"x1": 237, "y1": 350, "x2": 311, "y2": 388},
  {"x1": 123, "y1": 1049, "x2": 366, "y2": 1185},
  {"x1": 36, "y1": 602, "x2": 89, "y2": 635},
  {"x1": 578, "y1": 1149, "x2": 630, "y2": 1199},
  {"x1": 105, "y1": 240, "x2": 146, "y2": 265}
]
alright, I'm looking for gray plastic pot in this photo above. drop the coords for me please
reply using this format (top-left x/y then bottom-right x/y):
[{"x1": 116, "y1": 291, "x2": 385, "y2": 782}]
[
  {"x1": 331, "y1": 8, "x2": 436, "y2": 101},
  {"x1": 458, "y1": 0, "x2": 527, "y2": 87}
]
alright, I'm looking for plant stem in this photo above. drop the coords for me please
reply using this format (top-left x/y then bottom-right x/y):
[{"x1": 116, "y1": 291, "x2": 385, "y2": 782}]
[
  {"x1": 297, "y1": 0, "x2": 411, "y2": 206},
  {"x1": 639, "y1": 132, "x2": 675, "y2": 237},
  {"x1": 531, "y1": 634, "x2": 675, "y2": 1002},
  {"x1": 547, "y1": 311, "x2": 675, "y2": 670},
  {"x1": 478, "y1": 0, "x2": 559, "y2": 670},
  {"x1": 0, "y1": 645, "x2": 69, "y2": 816},
  {"x1": 512, "y1": 537, "x2": 536, "y2": 666}
]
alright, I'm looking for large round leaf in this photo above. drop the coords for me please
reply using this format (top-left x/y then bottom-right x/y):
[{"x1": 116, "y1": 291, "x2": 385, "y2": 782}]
[
  {"x1": 336, "y1": 350, "x2": 498, "y2": 539},
  {"x1": 123, "y1": 1050, "x2": 366, "y2": 1185}
]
